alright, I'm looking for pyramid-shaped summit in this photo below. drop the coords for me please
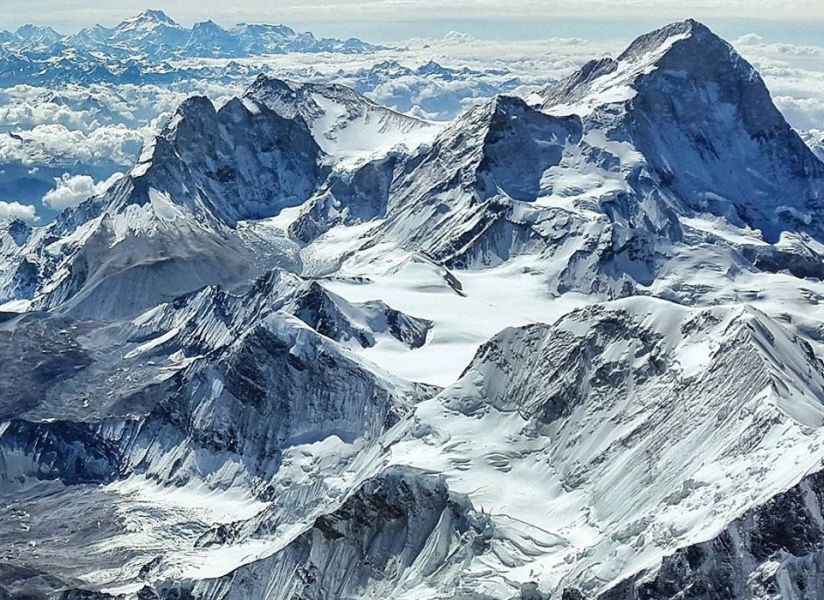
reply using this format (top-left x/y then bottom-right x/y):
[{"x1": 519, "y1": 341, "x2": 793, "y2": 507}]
[{"x1": 543, "y1": 18, "x2": 824, "y2": 242}]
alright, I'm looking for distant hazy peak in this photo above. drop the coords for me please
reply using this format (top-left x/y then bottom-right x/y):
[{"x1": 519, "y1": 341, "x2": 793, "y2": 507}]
[{"x1": 120, "y1": 9, "x2": 180, "y2": 27}]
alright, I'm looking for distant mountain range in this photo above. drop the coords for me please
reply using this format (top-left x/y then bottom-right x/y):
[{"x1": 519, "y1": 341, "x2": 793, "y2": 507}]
[{"x1": 0, "y1": 10, "x2": 381, "y2": 73}]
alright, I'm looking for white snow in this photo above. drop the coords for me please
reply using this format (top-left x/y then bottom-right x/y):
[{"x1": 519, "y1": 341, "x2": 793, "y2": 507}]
[
  {"x1": 148, "y1": 188, "x2": 185, "y2": 221},
  {"x1": 308, "y1": 91, "x2": 444, "y2": 169},
  {"x1": 104, "y1": 475, "x2": 269, "y2": 524},
  {"x1": 324, "y1": 254, "x2": 588, "y2": 385}
]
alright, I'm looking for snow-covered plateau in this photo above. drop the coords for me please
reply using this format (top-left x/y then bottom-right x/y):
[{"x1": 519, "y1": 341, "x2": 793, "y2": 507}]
[{"x1": 4, "y1": 17, "x2": 824, "y2": 600}]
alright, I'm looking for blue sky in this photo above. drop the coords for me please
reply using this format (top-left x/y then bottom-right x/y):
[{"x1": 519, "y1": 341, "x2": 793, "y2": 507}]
[{"x1": 0, "y1": 1, "x2": 821, "y2": 44}]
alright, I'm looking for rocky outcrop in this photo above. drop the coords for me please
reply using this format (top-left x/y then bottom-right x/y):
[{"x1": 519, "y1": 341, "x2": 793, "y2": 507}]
[
  {"x1": 592, "y1": 469, "x2": 824, "y2": 600},
  {"x1": 156, "y1": 467, "x2": 491, "y2": 600}
]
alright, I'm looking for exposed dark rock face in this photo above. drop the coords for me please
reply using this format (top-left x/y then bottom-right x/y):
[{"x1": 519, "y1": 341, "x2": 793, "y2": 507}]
[
  {"x1": 591, "y1": 470, "x2": 824, "y2": 600},
  {"x1": 290, "y1": 282, "x2": 432, "y2": 349},
  {"x1": 288, "y1": 155, "x2": 399, "y2": 244},
  {"x1": 154, "y1": 467, "x2": 491, "y2": 600},
  {"x1": 544, "y1": 19, "x2": 824, "y2": 244},
  {"x1": 114, "y1": 94, "x2": 328, "y2": 225}
]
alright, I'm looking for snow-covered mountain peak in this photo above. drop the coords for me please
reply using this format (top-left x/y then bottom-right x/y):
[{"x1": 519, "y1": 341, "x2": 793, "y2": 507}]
[
  {"x1": 542, "y1": 19, "x2": 741, "y2": 115},
  {"x1": 539, "y1": 19, "x2": 824, "y2": 244},
  {"x1": 230, "y1": 22, "x2": 297, "y2": 40},
  {"x1": 246, "y1": 73, "x2": 435, "y2": 127},
  {"x1": 0, "y1": 218, "x2": 32, "y2": 249},
  {"x1": 482, "y1": 94, "x2": 581, "y2": 137},
  {"x1": 616, "y1": 18, "x2": 711, "y2": 61},
  {"x1": 126, "y1": 94, "x2": 217, "y2": 183},
  {"x1": 487, "y1": 93, "x2": 543, "y2": 118},
  {"x1": 452, "y1": 94, "x2": 583, "y2": 201},
  {"x1": 412, "y1": 93, "x2": 581, "y2": 190},
  {"x1": 158, "y1": 95, "x2": 218, "y2": 144},
  {"x1": 86, "y1": 9, "x2": 190, "y2": 57},
  {"x1": 114, "y1": 90, "x2": 327, "y2": 227},
  {"x1": 189, "y1": 19, "x2": 226, "y2": 36},
  {"x1": 117, "y1": 9, "x2": 181, "y2": 31},
  {"x1": 245, "y1": 74, "x2": 444, "y2": 169},
  {"x1": 244, "y1": 75, "x2": 313, "y2": 119},
  {"x1": 1, "y1": 87, "x2": 329, "y2": 317},
  {"x1": 623, "y1": 19, "x2": 771, "y2": 113},
  {"x1": 14, "y1": 24, "x2": 63, "y2": 47},
  {"x1": 191, "y1": 19, "x2": 220, "y2": 29},
  {"x1": 7, "y1": 217, "x2": 31, "y2": 236},
  {"x1": 324, "y1": 92, "x2": 594, "y2": 271},
  {"x1": 802, "y1": 128, "x2": 824, "y2": 162}
]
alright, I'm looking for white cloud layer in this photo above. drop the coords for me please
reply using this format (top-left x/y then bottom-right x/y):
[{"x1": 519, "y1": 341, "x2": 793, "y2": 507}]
[
  {"x1": 0, "y1": 200, "x2": 37, "y2": 223},
  {"x1": 0, "y1": 25, "x2": 823, "y2": 228},
  {"x1": 42, "y1": 172, "x2": 124, "y2": 210},
  {"x1": 732, "y1": 37, "x2": 824, "y2": 131}
]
